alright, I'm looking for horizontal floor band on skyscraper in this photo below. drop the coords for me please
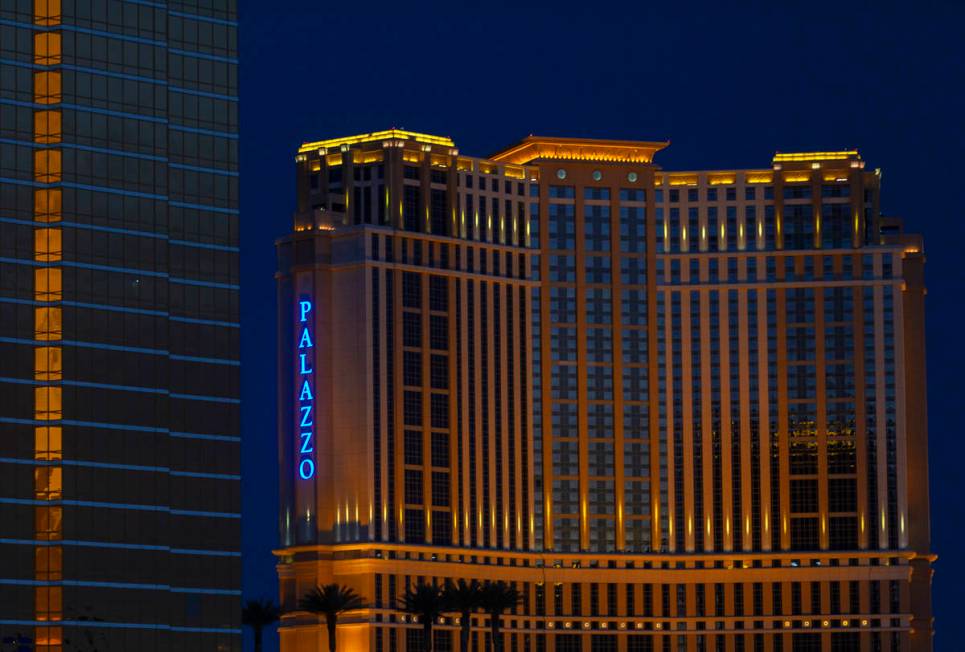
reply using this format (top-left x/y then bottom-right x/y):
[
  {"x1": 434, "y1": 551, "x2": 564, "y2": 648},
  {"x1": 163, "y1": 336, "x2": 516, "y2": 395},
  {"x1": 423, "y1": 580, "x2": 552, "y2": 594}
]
[
  {"x1": 0, "y1": 497, "x2": 240, "y2": 517},
  {"x1": 0, "y1": 538, "x2": 240, "y2": 556},
  {"x1": 0, "y1": 579, "x2": 241, "y2": 594},
  {"x1": 0, "y1": 619, "x2": 241, "y2": 634},
  {"x1": 0, "y1": 457, "x2": 240, "y2": 479}
]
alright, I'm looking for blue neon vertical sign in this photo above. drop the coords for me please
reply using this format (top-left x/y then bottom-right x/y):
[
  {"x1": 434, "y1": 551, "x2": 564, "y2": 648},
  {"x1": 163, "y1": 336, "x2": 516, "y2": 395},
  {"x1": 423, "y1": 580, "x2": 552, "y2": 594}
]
[{"x1": 297, "y1": 298, "x2": 316, "y2": 480}]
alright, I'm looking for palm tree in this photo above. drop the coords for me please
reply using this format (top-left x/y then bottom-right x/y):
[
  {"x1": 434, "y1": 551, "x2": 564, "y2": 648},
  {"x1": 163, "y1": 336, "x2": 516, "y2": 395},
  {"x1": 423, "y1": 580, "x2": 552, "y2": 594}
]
[
  {"x1": 480, "y1": 581, "x2": 522, "y2": 652},
  {"x1": 443, "y1": 579, "x2": 484, "y2": 652},
  {"x1": 242, "y1": 598, "x2": 280, "y2": 652},
  {"x1": 299, "y1": 583, "x2": 365, "y2": 652},
  {"x1": 401, "y1": 582, "x2": 447, "y2": 652}
]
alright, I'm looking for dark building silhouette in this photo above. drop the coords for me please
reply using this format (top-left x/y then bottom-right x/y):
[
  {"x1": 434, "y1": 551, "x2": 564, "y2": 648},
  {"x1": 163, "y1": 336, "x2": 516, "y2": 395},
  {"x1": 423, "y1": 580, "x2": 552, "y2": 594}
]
[{"x1": 0, "y1": 1, "x2": 240, "y2": 649}]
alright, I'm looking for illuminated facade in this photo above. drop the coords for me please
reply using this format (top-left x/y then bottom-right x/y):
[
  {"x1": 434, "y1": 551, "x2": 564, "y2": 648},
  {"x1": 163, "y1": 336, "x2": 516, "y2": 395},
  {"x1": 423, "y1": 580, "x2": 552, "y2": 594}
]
[
  {"x1": 275, "y1": 130, "x2": 932, "y2": 652},
  {"x1": 0, "y1": 1, "x2": 240, "y2": 649}
]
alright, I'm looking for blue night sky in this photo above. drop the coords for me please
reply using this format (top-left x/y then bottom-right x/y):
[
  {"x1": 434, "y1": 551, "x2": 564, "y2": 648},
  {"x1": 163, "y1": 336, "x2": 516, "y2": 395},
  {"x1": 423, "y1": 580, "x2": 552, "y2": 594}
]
[{"x1": 236, "y1": 2, "x2": 965, "y2": 650}]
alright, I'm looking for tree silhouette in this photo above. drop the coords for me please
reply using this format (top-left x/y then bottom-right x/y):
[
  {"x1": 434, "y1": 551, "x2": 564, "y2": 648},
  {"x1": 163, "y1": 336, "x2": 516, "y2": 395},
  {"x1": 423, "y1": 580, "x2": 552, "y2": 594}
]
[
  {"x1": 480, "y1": 581, "x2": 521, "y2": 652},
  {"x1": 242, "y1": 598, "x2": 279, "y2": 652},
  {"x1": 442, "y1": 579, "x2": 484, "y2": 652},
  {"x1": 401, "y1": 582, "x2": 447, "y2": 652},
  {"x1": 299, "y1": 584, "x2": 365, "y2": 652}
]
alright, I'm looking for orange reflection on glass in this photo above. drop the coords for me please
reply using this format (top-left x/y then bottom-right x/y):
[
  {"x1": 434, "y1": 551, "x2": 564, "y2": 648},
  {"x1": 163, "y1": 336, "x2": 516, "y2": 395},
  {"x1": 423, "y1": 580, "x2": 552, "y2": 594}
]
[
  {"x1": 35, "y1": 268, "x2": 62, "y2": 301},
  {"x1": 34, "y1": 386, "x2": 62, "y2": 420},
  {"x1": 35, "y1": 426, "x2": 62, "y2": 461},
  {"x1": 35, "y1": 585, "x2": 63, "y2": 620},
  {"x1": 35, "y1": 546, "x2": 63, "y2": 581},
  {"x1": 34, "y1": 110, "x2": 62, "y2": 144},
  {"x1": 34, "y1": 626, "x2": 63, "y2": 650},
  {"x1": 34, "y1": 307, "x2": 62, "y2": 341},
  {"x1": 34, "y1": 228, "x2": 62, "y2": 261},
  {"x1": 35, "y1": 506, "x2": 62, "y2": 541},
  {"x1": 34, "y1": 189, "x2": 62, "y2": 223},
  {"x1": 34, "y1": 32, "x2": 61, "y2": 65},
  {"x1": 34, "y1": 0, "x2": 61, "y2": 26},
  {"x1": 34, "y1": 149, "x2": 62, "y2": 182},
  {"x1": 33, "y1": 71, "x2": 62, "y2": 104},
  {"x1": 34, "y1": 467, "x2": 62, "y2": 500},
  {"x1": 35, "y1": 347, "x2": 62, "y2": 381}
]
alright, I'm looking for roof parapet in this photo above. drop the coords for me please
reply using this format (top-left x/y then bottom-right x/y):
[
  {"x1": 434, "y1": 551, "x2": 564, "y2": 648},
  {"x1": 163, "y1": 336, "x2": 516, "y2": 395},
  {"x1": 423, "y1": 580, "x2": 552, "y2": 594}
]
[
  {"x1": 772, "y1": 150, "x2": 860, "y2": 164},
  {"x1": 490, "y1": 135, "x2": 669, "y2": 165},
  {"x1": 298, "y1": 129, "x2": 455, "y2": 154}
]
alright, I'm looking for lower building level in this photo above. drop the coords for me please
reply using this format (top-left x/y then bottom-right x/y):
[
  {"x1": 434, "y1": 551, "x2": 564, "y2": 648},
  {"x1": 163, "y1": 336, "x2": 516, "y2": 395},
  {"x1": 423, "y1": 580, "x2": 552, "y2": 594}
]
[{"x1": 276, "y1": 544, "x2": 932, "y2": 652}]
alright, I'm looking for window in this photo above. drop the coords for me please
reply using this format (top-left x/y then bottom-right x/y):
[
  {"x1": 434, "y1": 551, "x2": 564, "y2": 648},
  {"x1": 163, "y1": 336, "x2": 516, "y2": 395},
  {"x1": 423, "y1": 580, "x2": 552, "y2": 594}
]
[
  {"x1": 429, "y1": 315, "x2": 448, "y2": 349},
  {"x1": 430, "y1": 433, "x2": 449, "y2": 467},
  {"x1": 403, "y1": 312, "x2": 422, "y2": 347},
  {"x1": 430, "y1": 393, "x2": 449, "y2": 428},
  {"x1": 405, "y1": 508, "x2": 424, "y2": 540},
  {"x1": 404, "y1": 469, "x2": 423, "y2": 504},
  {"x1": 403, "y1": 185, "x2": 421, "y2": 231},
  {"x1": 429, "y1": 276, "x2": 448, "y2": 310},
  {"x1": 34, "y1": 71, "x2": 62, "y2": 104},
  {"x1": 790, "y1": 518, "x2": 819, "y2": 550},
  {"x1": 403, "y1": 351, "x2": 422, "y2": 386},
  {"x1": 403, "y1": 391, "x2": 422, "y2": 426},
  {"x1": 431, "y1": 472, "x2": 450, "y2": 506},
  {"x1": 404, "y1": 430, "x2": 422, "y2": 465},
  {"x1": 430, "y1": 355, "x2": 448, "y2": 389}
]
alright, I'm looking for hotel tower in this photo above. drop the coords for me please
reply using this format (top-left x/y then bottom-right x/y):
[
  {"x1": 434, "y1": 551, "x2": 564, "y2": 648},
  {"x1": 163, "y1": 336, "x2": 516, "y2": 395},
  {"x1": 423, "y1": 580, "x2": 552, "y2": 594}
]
[
  {"x1": 0, "y1": 1, "x2": 240, "y2": 650},
  {"x1": 275, "y1": 130, "x2": 932, "y2": 652}
]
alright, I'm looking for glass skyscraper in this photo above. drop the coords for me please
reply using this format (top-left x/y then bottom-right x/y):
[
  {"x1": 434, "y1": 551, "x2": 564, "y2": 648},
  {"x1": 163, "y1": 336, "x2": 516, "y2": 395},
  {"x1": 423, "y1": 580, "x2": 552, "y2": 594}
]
[
  {"x1": 275, "y1": 131, "x2": 932, "y2": 652},
  {"x1": 0, "y1": 1, "x2": 240, "y2": 649}
]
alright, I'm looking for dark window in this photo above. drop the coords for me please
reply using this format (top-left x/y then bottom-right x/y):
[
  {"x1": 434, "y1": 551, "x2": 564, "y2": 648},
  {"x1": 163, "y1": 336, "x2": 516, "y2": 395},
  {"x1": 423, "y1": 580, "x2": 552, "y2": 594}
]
[
  {"x1": 429, "y1": 276, "x2": 448, "y2": 310},
  {"x1": 430, "y1": 355, "x2": 448, "y2": 389},
  {"x1": 431, "y1": 472, "x2": 450, "y2": 506},
  {"x1": 790, "y1": 479, "x2": 818, "y2": 513},
  {"x1": 430, "y1": 189, "x2": 448, "y2": 235},
  {"x1": 431, "y1": 432, "x2": 449, "y2": 467},
  {"x1": 404, "y1": 469, "x2": 423, "y2": 504},
  {"x1": 403, "y1": 185, "x2": 421, "y2": 231},
  {"x1": 405, "y1": 508, "x2": 424, "y2": 540},
  {"x1": 404, "y1": 430, "x2": 422, "y2": 465},
  {"x1": 430, "y1": 315, "x2": 448, "y2": 350},
  {"x1": 403, "y1": 351, "x2": 422, "y2": 386},
  {"x1": 403, "y1": 272, "x2": 422, "y2": 308},
  {"x1": 403, "y1": 313, "x2": 422, "y2": 347},
  {"x1": 790, "y1": 517, "x2": 819, "y2": 550},
  {"x1": 430, "y1": 393, "x2": 449, "y2": 428},
  {"x1": 432, "y1": 511, "x2": 451, "y2": 545},
  {"x1": 403, "y1": 391, "x2": 422, "y2": 426}
]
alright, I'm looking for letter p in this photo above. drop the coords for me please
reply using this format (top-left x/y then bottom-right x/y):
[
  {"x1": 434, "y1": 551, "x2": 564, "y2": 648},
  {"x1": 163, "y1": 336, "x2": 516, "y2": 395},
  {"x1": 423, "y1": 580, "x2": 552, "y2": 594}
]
[{"x1": 299, "y1": 300, "x2": 312, "y2": 323}]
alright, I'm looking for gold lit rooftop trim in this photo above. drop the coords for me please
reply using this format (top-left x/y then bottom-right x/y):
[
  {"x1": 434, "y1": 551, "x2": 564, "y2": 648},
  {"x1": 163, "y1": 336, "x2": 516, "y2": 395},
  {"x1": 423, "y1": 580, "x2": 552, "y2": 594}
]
[
  {"x1": 490, "y1": 136, "x2": 669, "y2": 165},
  {"x1": 298, "y1": 129, "x2": 455, "y2": 154},
  {"x1": 772, "y1": 150, "x2": 860, "y2": 163}
]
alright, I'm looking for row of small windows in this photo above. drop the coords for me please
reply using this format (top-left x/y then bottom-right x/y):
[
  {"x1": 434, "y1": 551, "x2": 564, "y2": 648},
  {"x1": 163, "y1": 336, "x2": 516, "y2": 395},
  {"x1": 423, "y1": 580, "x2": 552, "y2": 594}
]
[
  {"x1": 547, "y1": 185, "x2": 856, "y2": 203},
  {"x1": 369, "y1": 234, "x2": 529, "y2": 280}
]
